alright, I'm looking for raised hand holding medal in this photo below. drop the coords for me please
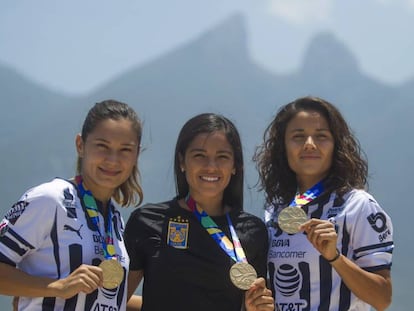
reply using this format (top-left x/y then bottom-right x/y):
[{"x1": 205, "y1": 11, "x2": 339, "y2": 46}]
[
  {"x1": 186, "y1": 196, "x2": 257, "y2": 290},
  {"x1": 278, "y1": 181, "x2": 324, "y2": 234},
  {"x1": 77, "y1": 176, "x2": 124, "y2": 289}
]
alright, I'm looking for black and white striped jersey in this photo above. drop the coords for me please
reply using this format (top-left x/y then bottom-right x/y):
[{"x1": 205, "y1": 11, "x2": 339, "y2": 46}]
[
  {"x1": 0, "y1": 178, "x2": 129, "y2": 311},
  {"x1": 265, "y1": 189, "x2": 394, "y2": 311}
]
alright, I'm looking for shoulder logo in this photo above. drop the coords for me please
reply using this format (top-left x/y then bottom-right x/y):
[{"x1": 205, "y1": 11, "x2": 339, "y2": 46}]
[
  {"x1": 63, "y1": 187, "x2": 77, "y2": 218},
  {"x1": 367, "y1": 212, "x2": 387, "y2": 233},
  {"x1": 63, "y1": 188, "x2": 74, "y2": 201},
  {"x1": 5, "y1": 201, "x2": 29, "y2": 225},
  {"x1": 64, "y1": 224, "x2": 83, "y2": 239}
]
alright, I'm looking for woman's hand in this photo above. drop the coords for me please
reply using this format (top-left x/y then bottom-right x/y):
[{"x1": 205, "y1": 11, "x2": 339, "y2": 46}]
[
  {"x1": 245, "y1": 277, "x2": 274, "y2": 311},
  {"x1": 49, "y1": 264, "x2": 103, "y2": 299},
  {"x1": 299, "y1": 218, "x2": 338, "y2": 261}
]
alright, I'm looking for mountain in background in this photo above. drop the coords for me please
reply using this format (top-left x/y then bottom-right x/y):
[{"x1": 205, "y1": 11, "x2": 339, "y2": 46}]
[{"x1": 0, "y1": 14, "x2": 411, "y2": 310}]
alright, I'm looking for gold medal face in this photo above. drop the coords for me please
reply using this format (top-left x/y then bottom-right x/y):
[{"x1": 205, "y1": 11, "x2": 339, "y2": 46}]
[
  {"x1": 229, "y1": 262, "x2": 257, "y2": 290},
  {"x1": 278, "y1": 206, "x2": 308, "y2": 234},
  {"x1": 99, "y1": 259, "x2": 124, "y2": 289}
]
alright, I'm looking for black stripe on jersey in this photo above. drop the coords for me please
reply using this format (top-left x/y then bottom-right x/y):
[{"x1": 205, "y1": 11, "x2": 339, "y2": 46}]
[
  {"x1": 0, "y1": 252, "x2": 15, "y2": 266},
  {"x1": 339, "y1": 281, "x2": 351, "y2": 310},
  {"x1": 298, "y1": 262, "x2": 311, "y2": 311},
  {"x1": 309, "y1": 193, "x2": 331, "y2": 219},
  {"x1": 113, "y1": 211, "x2": 122, "y2": 241},
  {"x1": 63, "y1": 295, "x2": 77, "y2": 310},
  {"x1": 353, "y1": 241, "x2": 394, "y2": 260},
  {"x1": 319, "y1": 256, "x2": 333, "y2": 311},
  {"x1": 0, "y1": 234, "x2": 28, "y2": 256},
  {"x1": 42, "y1": 297, "x2": 56, "y2": 310},
  {"x1": 308, "y1": 192, "x2": 331, "y2": 217},
  {"x1": 52, "y1": 209, "x2": 61, "y2": 278},
  {"x1": 117, "y1": 268, "x2": 127, "y2": 308},
  {"x1": 364, "y1": 263, "x2": 392, "y2": 272},
  {"x1": 338, "y1": 215, "x2": 351, "y2": 310},
  {"x1": 268, "y1": 262, "x2": 276, "y2": 297},
  {"x1": 63, "y1": 244, "x2": 84, "y2": 310},
  {"x1": 84, "y1": 258, "x2": 101, "y2": 310},
  {"x1": 7, "y1": 227, "x2": 35, "y2": 249},
  {"x1": 41, "y1": 210, "x2": 60, "y2": 310},
  {"x1": 341, "y1": 216, "x2": 350, "y2": 257}
]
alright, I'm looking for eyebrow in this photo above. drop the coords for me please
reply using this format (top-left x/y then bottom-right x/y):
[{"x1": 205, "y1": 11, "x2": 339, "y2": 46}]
[
  {"x1": 289, "y1": 128, "x2": 330, "y2": 132},
  {"x1": 188, "y1": 148, "x2": 233, "y2": 154},
  {"x1": 93, "y1": 137, "x2": 137, "y2": 146}
]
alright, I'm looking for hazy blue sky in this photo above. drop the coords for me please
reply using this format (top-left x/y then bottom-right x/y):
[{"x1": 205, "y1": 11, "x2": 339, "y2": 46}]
[{"x1": 1, "y1": 0, "x2": 413, "y2": 94}]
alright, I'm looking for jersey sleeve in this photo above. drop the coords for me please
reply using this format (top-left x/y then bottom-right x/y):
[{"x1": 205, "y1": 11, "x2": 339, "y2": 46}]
[
  {"x1": 344, "y1": 191, "x2": 393, "y2": 271},
  {"x1": 0, "y1": 184, "x2": 57, "y2": 266}
]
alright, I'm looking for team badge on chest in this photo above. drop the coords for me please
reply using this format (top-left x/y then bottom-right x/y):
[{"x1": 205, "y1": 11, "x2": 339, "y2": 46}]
[{"x1": 167, "y1": 216, "x2": 189, "y2": 249}]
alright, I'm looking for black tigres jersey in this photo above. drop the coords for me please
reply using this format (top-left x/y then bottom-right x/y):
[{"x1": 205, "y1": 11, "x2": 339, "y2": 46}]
[
  {"x1": 125, "y1": 199, "x2": 269, "y2": 311},
  {"x1": 0, "y1": 178, "x2": 129, "y2": 310}
]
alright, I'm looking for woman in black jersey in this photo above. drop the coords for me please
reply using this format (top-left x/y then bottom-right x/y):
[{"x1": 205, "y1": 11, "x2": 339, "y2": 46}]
[
  {"x1": 255, "y1": 96, "x2": 393, "y2": 311},
  {"x1": 0, "y1": 100, "x2": 143, "y2": 310},
  {"x1": 125, "y1": 113, "x2": 274, "y2": 311}
]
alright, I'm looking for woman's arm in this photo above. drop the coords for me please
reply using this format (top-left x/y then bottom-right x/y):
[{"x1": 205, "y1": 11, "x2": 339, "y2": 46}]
[
  {"x1": 126, "y1": 269, "x2": 144, "y2": 311},
  {"x1": 0, "y1": 262, "x2": 103, "y2": 299},
  {"x1": 330, "y1": 257, "x2": 392, "y2": 311}
]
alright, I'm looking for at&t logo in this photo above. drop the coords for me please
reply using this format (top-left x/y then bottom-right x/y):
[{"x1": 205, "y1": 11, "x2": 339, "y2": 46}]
[{"x1": 275, "y1": 264, "x2": 307, "y2": 311}]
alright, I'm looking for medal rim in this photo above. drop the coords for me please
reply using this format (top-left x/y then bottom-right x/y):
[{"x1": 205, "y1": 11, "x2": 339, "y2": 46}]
[
  {"x1": 99, "y1": 259, "x2": 124, "y2": 289},
  {"x1": 278, "y1": 206, "x2": 308, "y2": 234},
  {"x1": 229, "y1": 262, "x2": 257, "y2": 290}
]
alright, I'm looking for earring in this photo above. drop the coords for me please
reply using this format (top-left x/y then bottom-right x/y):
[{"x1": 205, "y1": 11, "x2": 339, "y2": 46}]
[{"x1": 181, "y1": 167, "x2": 185, "y2": 173}]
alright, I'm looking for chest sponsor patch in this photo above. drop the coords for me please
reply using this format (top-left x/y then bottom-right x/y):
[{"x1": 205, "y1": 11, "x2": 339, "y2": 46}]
[{"x1": 167, "y1": 216, "x2": 189, "y2": 249}]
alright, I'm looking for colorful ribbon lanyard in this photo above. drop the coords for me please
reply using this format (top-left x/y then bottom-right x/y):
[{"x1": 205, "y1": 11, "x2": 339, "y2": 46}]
[
  {"x1": 76, "y1": 176, "x2": 116, "y2": 259},
  {"x1": 186, "y1": 195, "x2": 247, "y2": 263},
  {"x1": 289, "y1": 181, "x2": 324, "y2": 208}
]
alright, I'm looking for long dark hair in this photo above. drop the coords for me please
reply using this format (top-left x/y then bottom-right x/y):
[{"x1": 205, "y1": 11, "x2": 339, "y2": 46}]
[
  {"x1": 254, "y1": 96, "x2": 368, "y2": 204},
  {"x1": 76, "y1": 99, "x2": 143, "y2": 207},
  {"x1": 174, "y1": 113, "x2": 244, "y2": 210}
]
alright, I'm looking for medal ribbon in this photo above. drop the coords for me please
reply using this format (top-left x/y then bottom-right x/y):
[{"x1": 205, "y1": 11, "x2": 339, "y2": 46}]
[
  {"x1": 76, "y1": 176, "x2": 116, "y2": 260},
  {"x1": 289, "y1": 181, "x2": 324, "y2": 208},
  {"x1": 186, "y1": 195, "x2": 247, "y2": 263}
]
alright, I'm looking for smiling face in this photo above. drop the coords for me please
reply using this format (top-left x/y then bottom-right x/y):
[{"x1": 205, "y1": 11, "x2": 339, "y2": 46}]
[
  {"x1": 180, "y1": 131, "x2": 235, "y2": 206},
  {"x1": 285, "y1": 110, "x2": 334, "y2": 192},
  {"x1": 76, "y1": 118, "x2": 139, "y2": 202}
]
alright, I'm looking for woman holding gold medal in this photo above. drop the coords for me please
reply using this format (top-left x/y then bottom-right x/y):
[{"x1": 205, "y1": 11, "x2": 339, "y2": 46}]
[
  {"x1": 0, "y1": 100, "x2": 143, "y2": 310},
  {"x1": 255, "y1": 96, "x2": 394, "y2": 311},
  {"x1": 125, "y1": 113, "x2": 274, "y2": 311}
]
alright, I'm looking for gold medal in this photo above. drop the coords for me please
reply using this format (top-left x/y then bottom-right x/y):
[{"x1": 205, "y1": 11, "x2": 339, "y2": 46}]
[
  {"x1": 278, "y1": 206, "x2": 308, "y2": 234},
  {"x1": 229, "y1": 262, "x2": 257, "y2": 290},
  {"x1": 99, "y1": 259, "x2": 124, "y2": 289}
]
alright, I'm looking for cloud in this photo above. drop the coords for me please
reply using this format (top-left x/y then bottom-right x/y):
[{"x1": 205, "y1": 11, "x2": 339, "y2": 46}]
[{"x1": 268, "y1": 0, "x2": 332, "y2": 25}]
